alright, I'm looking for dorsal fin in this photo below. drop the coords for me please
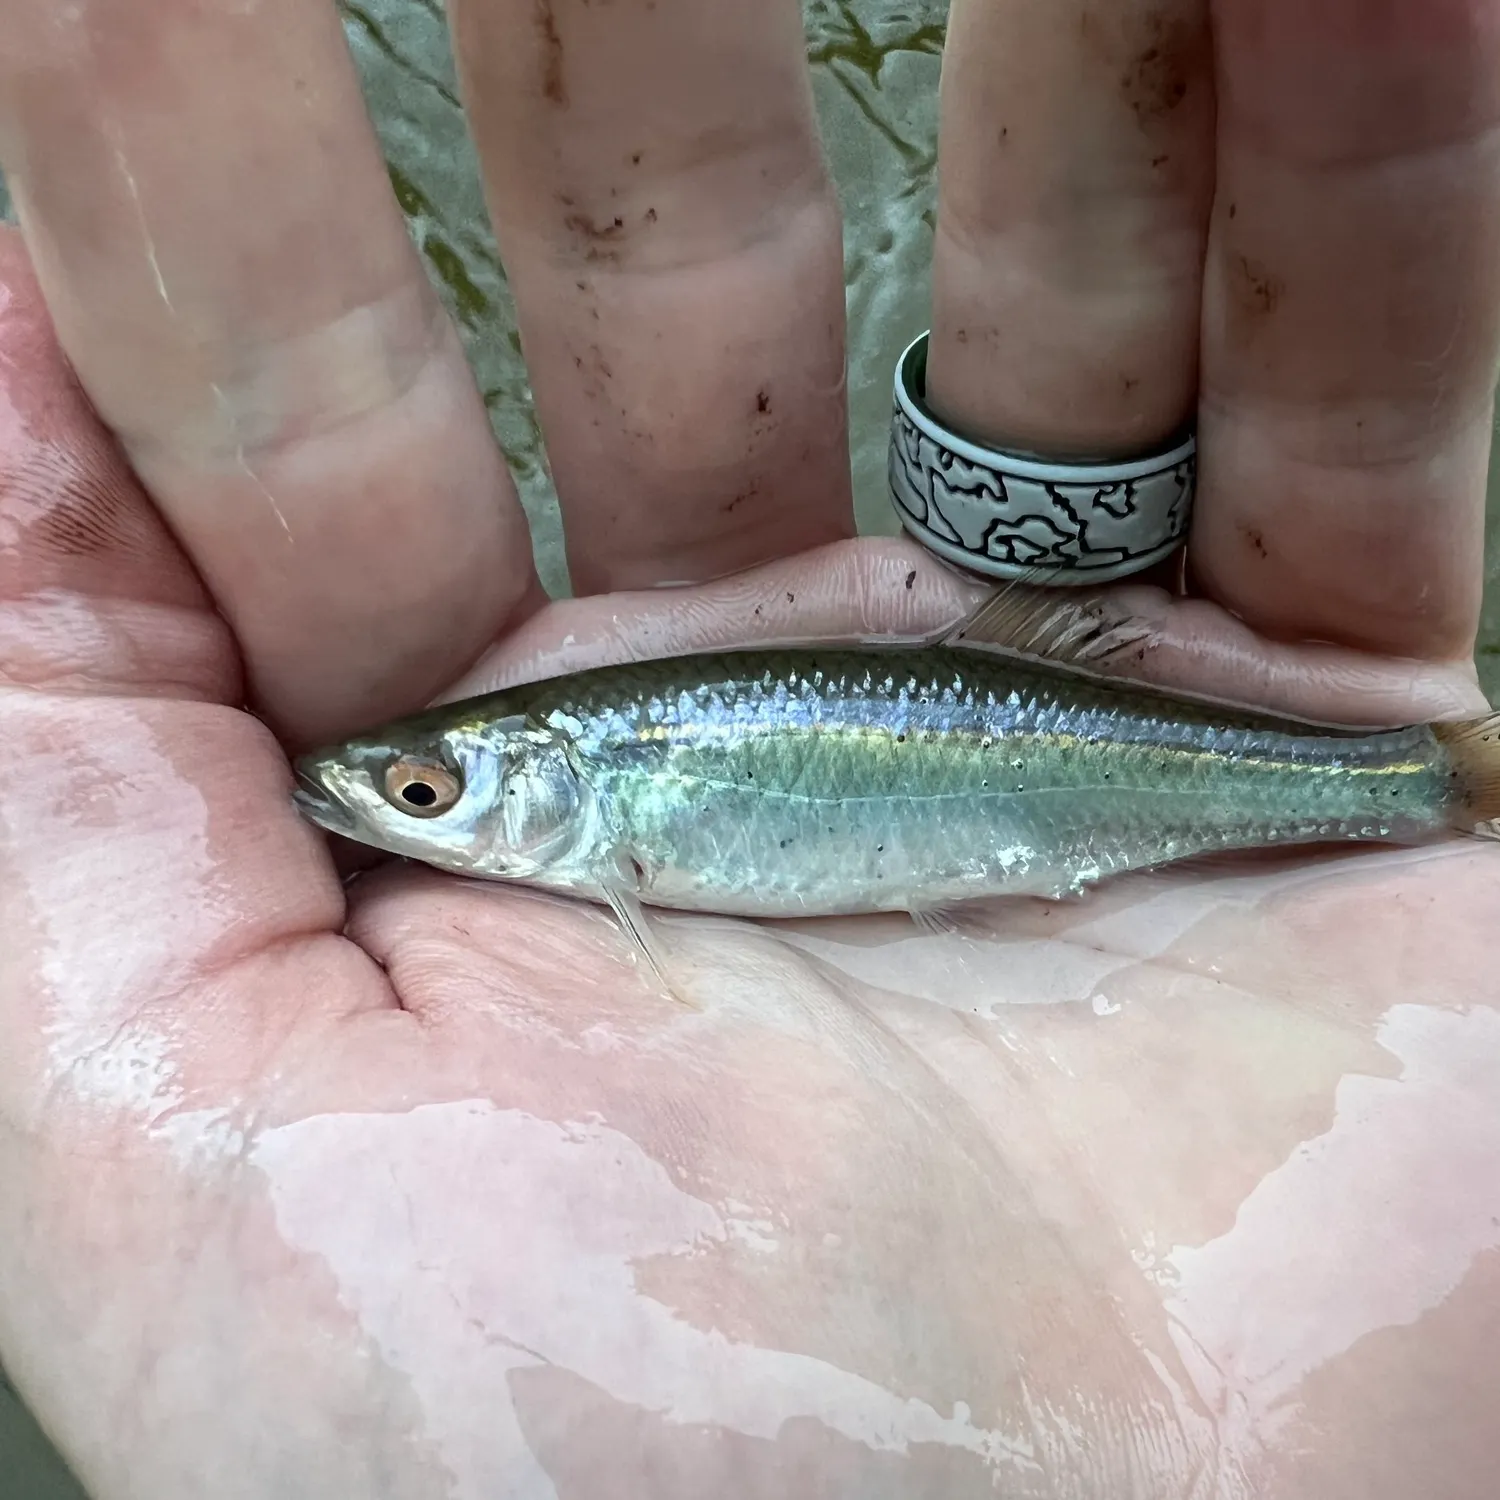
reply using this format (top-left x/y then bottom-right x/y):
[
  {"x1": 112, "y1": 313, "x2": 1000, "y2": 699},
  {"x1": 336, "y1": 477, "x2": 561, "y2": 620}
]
[
  {"x1": 939, "y1": 566, "x2": 1163, "y2": 677},
  {"x1": 928, "y1": 564, "x2": 1390, "y2": 733}
]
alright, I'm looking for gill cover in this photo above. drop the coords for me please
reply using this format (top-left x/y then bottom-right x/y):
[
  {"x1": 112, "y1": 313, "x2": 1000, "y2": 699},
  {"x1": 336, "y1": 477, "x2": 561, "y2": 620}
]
[{"x1": 497, "y1": 722, "x2": 586, "y2": 869}]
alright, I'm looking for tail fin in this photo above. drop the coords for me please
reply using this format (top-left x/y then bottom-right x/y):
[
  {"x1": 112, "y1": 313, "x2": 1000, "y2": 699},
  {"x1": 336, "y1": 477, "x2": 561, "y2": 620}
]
[{"x1": 1432, "y1": 712, "x2": 1500, "y2": 835}]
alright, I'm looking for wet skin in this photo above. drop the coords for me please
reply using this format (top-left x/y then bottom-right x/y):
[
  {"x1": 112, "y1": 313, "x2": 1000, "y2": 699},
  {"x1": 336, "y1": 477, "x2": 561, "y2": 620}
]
[{"x1": 3, "y1": 1, "x2": 1500, "y2": 1496}]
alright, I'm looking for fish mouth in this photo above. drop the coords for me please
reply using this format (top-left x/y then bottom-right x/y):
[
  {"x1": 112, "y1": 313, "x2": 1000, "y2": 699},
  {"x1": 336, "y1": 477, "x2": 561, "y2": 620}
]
[{"x1": 292, "y1": 768, "x2": 359, "y2": 836}]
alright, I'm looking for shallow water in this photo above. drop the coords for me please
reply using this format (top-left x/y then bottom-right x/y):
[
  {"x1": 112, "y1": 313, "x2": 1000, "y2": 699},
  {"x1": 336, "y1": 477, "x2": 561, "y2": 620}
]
[{"x1": 1, "y1": 0, "x2": 1499, "y2": 1491}]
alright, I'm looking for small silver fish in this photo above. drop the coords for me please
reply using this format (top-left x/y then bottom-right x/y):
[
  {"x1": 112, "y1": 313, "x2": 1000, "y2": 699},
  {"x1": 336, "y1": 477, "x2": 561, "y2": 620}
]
[{"x1": 292, "y1": 594, "x2": 1500, "y2": 969}]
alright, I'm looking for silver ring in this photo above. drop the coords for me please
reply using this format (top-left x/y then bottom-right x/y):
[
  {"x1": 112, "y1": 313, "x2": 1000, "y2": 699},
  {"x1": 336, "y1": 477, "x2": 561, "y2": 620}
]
[{"x1": 888, "y1": 331, "x2": 1196, "y2": 585}]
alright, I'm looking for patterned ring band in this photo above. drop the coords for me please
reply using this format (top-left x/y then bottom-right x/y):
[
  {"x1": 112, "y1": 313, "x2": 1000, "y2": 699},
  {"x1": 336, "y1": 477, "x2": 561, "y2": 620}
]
[{"x1": 887, "y1": 331, "x2": 1197, "y2": 585}]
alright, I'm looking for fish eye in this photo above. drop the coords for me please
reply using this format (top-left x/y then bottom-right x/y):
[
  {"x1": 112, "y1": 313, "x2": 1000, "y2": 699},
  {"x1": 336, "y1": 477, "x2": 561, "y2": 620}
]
[{"x1": 382, "y1": 756, "x2": 462, "y2": 819}]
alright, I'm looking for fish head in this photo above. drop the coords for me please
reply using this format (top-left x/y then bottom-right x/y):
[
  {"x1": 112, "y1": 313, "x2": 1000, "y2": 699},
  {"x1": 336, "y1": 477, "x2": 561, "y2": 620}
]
[{"x1": 292, "y1": 707, "x2": 590, "y2": 880}]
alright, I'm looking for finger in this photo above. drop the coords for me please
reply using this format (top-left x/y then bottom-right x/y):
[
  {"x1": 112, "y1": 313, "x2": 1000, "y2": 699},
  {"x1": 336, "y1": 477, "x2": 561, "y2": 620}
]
[
  {"x1": 1193, "y1": 0, "x2": 1500, "y2": 663},
  {"x1": 0, "y1": 0, "x2": 541, "y2": 747},
  {"x1": 925, "y1": 0, "x2": 1215, "y2": 456},
  {"x1": 446, "y1": 0, "x2": 855, "y2": 594}
]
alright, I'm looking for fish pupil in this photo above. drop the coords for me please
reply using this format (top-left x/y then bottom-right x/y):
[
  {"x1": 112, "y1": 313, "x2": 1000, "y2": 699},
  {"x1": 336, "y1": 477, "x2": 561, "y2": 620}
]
[{"x1": 401, "y1": 782, "x2": 438, "y2": 808}]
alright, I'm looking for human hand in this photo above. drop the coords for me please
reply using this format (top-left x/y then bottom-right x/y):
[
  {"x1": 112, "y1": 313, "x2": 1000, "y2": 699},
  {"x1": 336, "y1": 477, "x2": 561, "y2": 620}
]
[{"x1": 2, "y1": 3, "x2": 1499, "y2": 1498}]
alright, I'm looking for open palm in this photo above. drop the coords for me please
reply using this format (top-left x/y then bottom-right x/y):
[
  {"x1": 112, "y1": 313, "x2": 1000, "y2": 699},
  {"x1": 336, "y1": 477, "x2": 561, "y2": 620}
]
[{"x1": 4, "y1": 2, "x2": 1500, "y2": 1496}]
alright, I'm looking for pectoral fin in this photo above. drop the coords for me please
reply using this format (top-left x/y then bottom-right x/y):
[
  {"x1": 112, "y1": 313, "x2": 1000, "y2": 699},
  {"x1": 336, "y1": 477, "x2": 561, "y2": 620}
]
[{"x1": 601, "y1": 857, "x2": 700, "y2": 1010}]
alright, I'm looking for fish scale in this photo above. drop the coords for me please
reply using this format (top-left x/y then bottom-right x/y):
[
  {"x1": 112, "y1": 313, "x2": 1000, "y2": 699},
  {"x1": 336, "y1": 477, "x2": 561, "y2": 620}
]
[
  {"x1": 293, "y1": 640, "x2": 1500, "y2": 927},
  {"x1": 503, "y1": 647, "x2": 1452, "y2": 917}
]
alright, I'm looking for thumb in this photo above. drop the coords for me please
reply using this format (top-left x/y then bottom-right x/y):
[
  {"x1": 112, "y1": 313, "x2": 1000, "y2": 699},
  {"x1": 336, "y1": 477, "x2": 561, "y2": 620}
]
[{"x1": 0, "y1": 225, "x2": 385, "y2": 1136}]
